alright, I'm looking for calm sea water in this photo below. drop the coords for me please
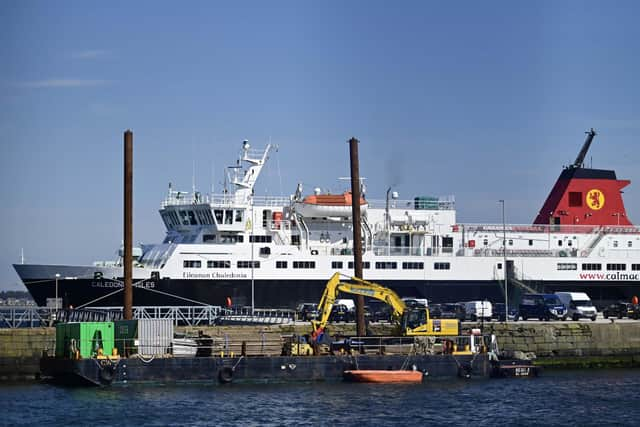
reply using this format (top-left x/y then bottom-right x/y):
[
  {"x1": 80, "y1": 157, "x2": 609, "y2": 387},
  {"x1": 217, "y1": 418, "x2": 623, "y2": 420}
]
[{"x1": 1, "y1": 369, "x2": 639, "y2": 427}]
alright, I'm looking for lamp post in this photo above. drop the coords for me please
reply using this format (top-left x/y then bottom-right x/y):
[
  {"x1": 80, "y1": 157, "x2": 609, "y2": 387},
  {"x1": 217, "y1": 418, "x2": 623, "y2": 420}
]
[
  {"x1": 55, "y1": 273, "x2": 61, "y2": 312},
  {"x1": 499, "y1": 200, "x2": 508, "y2": 323}
]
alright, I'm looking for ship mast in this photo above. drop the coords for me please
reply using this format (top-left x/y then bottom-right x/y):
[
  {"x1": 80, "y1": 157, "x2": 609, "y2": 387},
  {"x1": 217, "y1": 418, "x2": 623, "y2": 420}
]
[{"x1": 571, "y1": 128, "x2": 597, "y2": 169}]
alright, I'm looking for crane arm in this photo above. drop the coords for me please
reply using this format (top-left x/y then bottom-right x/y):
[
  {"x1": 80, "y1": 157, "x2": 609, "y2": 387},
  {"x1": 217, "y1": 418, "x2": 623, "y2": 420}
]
[{"x1": 311, "y1": 272, "x2": 407, "y2": 336}]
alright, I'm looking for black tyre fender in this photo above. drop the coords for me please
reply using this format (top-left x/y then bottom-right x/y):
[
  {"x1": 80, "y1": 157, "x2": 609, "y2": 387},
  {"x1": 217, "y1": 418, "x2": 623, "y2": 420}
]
[
  {"x1": 218, "y1": 366, "x2": 234, "y2": 384},
  {"x1": 457, "y1": 363, "x2": 472, "y2": 379},
  {"x1": 99, "y1": 364, "x2": 115, "y2": 384}
]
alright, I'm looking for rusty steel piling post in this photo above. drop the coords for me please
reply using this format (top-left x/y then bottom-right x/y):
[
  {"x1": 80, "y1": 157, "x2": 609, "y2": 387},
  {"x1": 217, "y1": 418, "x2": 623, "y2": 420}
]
[
  {"x1": 124, "y1": 130, "x2": 133, "y2": 320},
  {"x1": 349, "y1": 137, "x2": 366, "y2": 337}
]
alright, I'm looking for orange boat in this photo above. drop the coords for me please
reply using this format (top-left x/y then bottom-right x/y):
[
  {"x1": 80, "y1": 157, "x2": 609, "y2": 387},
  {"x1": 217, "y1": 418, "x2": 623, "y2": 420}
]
[{"x1": 343, "y1": 370, "x2": 423, "y2": 383}]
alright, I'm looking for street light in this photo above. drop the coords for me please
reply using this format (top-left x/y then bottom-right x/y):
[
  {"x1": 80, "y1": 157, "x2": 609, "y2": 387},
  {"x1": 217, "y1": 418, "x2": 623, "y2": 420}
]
[
  {"x1": 499, "y1": 200, "x2": 508, "y2": 323},
  {"x1": 55, "y1": 273, "x2": 61, "y2": 311}
]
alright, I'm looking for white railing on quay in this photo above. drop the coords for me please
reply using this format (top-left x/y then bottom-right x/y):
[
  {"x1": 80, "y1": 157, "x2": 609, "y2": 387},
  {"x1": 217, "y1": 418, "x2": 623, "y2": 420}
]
[{"x1": 0, "y1": 305, "x2": 296, "y2": 328}]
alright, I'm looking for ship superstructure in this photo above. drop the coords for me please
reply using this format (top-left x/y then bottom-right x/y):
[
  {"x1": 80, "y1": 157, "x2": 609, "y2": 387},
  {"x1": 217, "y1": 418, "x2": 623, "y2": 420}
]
[{"x1": 14, "y1": 131, "x2": 640, "y2": 308}]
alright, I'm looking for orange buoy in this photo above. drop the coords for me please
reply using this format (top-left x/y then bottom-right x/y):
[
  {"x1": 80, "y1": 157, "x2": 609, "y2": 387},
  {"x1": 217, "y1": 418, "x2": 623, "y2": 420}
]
[
  {"x1": 632, "y1": 295, "x2": 638, "y2": 305},
  {"x1": 226, "y1": 297, "x2": 232, "y2": 308}
]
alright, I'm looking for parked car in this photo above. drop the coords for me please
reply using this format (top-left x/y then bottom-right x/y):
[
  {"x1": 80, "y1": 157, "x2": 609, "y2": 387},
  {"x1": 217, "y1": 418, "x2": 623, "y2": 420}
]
[
  {"x1": 492, "y1": 303, "x2": 519, "y2": 321},
  {"x1": 402, "y1": 297, "x2": 428, "y2": 308},
  {"x1": 434, "y1": 303, "x2": 466, "y2": 321},
  {"x1": 296, "y1": 303, "x2": 319, "y2": 321},
  {"x1": 602, "y1": 302, "x2": 639, "y2": 319},
  {"x1": 518, "y1": 294, "x2": 567, "y2": 321},
  {"x1": 367, "y1": 300, "x2": 393, "y2": 322},
  {"x1": 329, "y1": 304, "x2": 351, "y2": 322},
  {"x1": 555, "y1": 292, "x2": 598, "y2": 321}
]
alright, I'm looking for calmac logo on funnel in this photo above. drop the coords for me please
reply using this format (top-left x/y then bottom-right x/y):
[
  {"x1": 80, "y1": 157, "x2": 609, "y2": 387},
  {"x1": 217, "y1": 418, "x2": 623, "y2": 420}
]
[{"x1": 586, "y1": 189, "x2": 605, "y2": 210}]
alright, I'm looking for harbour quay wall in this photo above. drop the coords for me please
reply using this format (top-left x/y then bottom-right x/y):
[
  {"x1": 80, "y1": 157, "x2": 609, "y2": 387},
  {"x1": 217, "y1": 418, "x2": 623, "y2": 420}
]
[
  {"x1": 0, "y1": 328, "x2": 55, "y2": 381},
  {"x1": 1, "y1": 322, "x2": 639, "y2": 381},
  {"x1": 483, "y1": 322, "x2": 640, "y2": 368}
]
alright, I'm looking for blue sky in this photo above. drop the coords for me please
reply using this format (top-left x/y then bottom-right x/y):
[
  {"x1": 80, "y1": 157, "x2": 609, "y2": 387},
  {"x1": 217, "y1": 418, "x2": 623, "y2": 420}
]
[{"x1": 1, "y1": 1, "x2": 639, "y2": 290}]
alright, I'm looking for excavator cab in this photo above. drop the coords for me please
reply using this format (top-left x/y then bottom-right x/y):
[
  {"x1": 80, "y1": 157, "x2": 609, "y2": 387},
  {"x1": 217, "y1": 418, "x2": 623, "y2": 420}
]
[{"x1": 401, "y1": 309, "x2": 428, "y2": 331}]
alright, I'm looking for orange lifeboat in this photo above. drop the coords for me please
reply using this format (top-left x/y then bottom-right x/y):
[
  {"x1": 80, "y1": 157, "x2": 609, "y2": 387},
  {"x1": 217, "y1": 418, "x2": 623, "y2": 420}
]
[
  {"x1": 342, "y1": 370, "x2": 423, "y2": 383},
  {"x1": 295, "y1": 192, "x2": 367, "y2": 218}
]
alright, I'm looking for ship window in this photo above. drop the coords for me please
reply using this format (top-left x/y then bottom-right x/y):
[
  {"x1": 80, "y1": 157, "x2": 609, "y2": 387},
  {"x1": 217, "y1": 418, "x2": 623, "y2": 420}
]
[
  {"x1": 214, "y1": 210, "x2": 223, "y2": 224},
  {"x1": 529, "y1": 240, "x2": 533, "y2": 246},
  {"x1": 567, "y1": 240, "x2": 572, "y2": 247},
  {"x1": 628, "y1": 241, "x2": 633, "y2": 248},
  {"x1": 508, "y1": 239, "x2": 513, "y2": 246},
  {"x1": 558, "y1": 240, "x2": 563, "y2": 247},
  {"x1": 179, "y1": 210, "x2": 189, "y2": 225},
  {"x1": 195, "y1": 210, "x2": 205, "y2": 225},
  {"x1": 483, "y1": 239, "x2": 488, "y2": 246},
  {"x1": 402, "y1": 262, "x2": 424, "y2": 270},
  {"x1": 606, "y1": 264, "x2": 626, "y2": 271},
  {"x1": 220, "y1": 234, "x2": 243, "y2": 243},
  {"x1": 569, "y1": 192, "x2": 582, "y2": 207},
  {"x1": 375, "y1": 262, "x2": 397, "y2": 270},
  {"x1": 291, "y1": 235, "x2": 300, "y2": 246},
  {"x1": 497, "y1": 263, "x2": 502, "y2": 270},
  {"x1": 235, "y1": 210, "x2": 243, "y2": 222},
  {"x1": 632, "y1": 264, "x2": 640, "y2": 271},
  {"x1": 238, "y1": 261, "x2": 260, "y2": 268},
  {"x1": 293, "y1": 261, "x2": 316, "y2": 269},
  {"x1": 250, "y1": 235, "x2": 272, "y2": 243},
  {"x1": 331, "y1": 261, "x2": 343, "y2": 269},
  {"x1": 183, "y1": 260, "x2": 201, "y2": 268},
  {"x1": 613, "y1": 240, "x2": 618, "y2": 248},
  {"x1": 557, "y1": 263, "x2": 577, "y2": 271},
  {"x1": 188, "y1": 211, "x2": 198, "y2": 225},
  {"x1": 203, "y1": 234, "x2": 216, "y2": 243},
  {"x1": 259, "y1": 247, "x2": 271, "y2": 255},
  {"x1": 207, "y1": 260, "x2": 230, "y2": 268},
  {"x1": 434, "y1": 262, "x2": 450, "y2": 270},
  {"x1": 224, "y1": 210, "x2": 233, "y2": 224},
  {"x1": 581, "y1": 263, "x2": 602, "y2": 271},
  {"x1": 276, "y1": 261, "x2": 287, "y2": 269},
  {"x1": 205, "y1": 210, "x2": 215, "y2": 224},
  {"x1": 348, "y1": 261, "x2": 370, "y2": 269}
]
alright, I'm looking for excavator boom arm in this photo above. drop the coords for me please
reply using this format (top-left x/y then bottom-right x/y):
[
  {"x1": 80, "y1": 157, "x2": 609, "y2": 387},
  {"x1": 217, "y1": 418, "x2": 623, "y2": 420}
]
[{"x1": 311, "y1": 272, "x2": 407, "y2": 334}]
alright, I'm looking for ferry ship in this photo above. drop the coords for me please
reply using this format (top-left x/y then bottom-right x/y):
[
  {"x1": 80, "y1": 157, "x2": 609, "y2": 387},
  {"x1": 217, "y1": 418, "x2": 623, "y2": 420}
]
[{"x1": 14, "y1": 130, "x2": 640, "y2": 309}]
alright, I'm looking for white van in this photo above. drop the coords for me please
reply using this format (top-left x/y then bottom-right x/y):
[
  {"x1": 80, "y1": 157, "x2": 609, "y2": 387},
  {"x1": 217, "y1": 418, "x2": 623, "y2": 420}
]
[
  {"x1": 335, "y1": 299, "x2": 355, "y2": 311},
  {"x1": 555, "y1": 292, "x2": 597, "y2": 321},
  {"x1": 462, "y1": 301, "x2": 492, "y2": 321}
]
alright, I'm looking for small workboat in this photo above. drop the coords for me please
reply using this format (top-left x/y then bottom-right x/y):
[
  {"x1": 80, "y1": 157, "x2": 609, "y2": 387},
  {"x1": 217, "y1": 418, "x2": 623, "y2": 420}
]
[{"x1": 343, "y1": 369, "x2": 423, "y2": 383}]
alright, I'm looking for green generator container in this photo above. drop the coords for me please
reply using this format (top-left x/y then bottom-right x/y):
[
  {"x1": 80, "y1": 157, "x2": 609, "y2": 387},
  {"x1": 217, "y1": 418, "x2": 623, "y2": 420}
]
[
  {"x1": 55, "y1": 322, "x2": 114, "y2": 359},
  {"x1": 114, "y1": 319, "x2": 138, "y2": 357}
]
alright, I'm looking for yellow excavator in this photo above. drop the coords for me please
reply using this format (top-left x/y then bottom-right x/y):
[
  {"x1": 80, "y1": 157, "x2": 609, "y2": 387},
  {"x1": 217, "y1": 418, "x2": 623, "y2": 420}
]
[{"x1": 310, "y1": 272, "x2": 460, "y2": 343}]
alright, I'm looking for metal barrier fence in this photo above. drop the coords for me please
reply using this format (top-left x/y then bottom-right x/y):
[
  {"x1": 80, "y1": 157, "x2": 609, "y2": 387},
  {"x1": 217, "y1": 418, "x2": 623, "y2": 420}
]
[{"x1": 0, "y1": 306, "x2": 296, "y2": 328}]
